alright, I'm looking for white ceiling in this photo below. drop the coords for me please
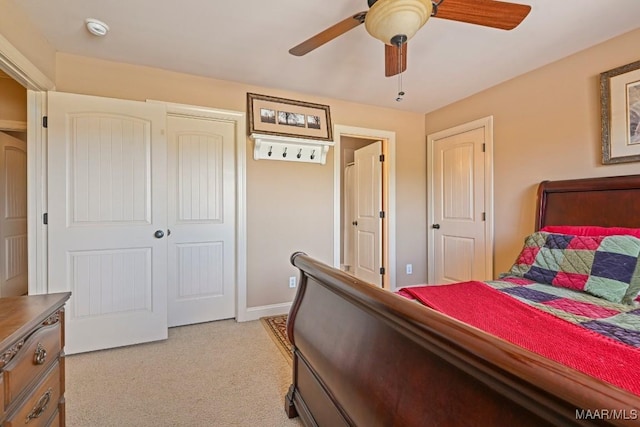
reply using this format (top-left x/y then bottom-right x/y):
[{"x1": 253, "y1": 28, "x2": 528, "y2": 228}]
[{"x1": 11, "y1": 0, "x2": 640, "y2": 113}]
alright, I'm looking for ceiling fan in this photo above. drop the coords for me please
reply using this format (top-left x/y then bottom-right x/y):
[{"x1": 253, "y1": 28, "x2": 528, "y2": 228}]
[{"x1": 289, "y1": 0, "x2": 531, "y2": 78}]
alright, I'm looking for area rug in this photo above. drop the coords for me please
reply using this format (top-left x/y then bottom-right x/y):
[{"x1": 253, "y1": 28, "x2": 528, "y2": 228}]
[{"x1": 260, "y1": 315, "x2": 292, "y2": 364}]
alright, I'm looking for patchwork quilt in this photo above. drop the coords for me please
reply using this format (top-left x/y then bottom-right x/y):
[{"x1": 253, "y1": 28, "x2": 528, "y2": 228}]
[
  {"x1": 506, "y1": 232, "x2": 640, "y2": 304},
  {"x1": 401, "y1": 231, "x2": 640, "y2": 351},
  {"x1": 486, "y1": 276, "x2": 640, "y2": 348}
]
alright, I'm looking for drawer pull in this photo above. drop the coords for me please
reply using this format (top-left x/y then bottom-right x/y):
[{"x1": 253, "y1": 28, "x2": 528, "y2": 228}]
[
  {"x1": 33, "y1": 343, "x2": 47, "y2": 365},
  {"x1": 25, "y1": 387, "x2": 52, "y2": 423}
]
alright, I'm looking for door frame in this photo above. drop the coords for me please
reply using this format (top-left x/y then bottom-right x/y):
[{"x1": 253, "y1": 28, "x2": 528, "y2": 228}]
[
  {"x1": 333, "y1": 125, "x2": 397, "y2": 290},
  {"x1": 426, "y1": 116, "x2": 494, "y2": 283},
  {"x1": 0, "y1": 33, "x2": 54, "y2": 295}
]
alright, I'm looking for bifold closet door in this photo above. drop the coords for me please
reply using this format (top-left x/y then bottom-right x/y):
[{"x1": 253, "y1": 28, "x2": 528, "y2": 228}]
[{"x1": 47, "y1": 91, "x2": 168, "y2": 354}]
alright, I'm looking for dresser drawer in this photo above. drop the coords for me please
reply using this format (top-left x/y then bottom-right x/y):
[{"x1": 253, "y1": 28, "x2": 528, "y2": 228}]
[
  {"x1": 3, "y1": 362, "x2": 60, "y2": 427},
  {"x1": 0, "y1": 375, "x2": 4, "y2": 419},
  {"x1": 3, "y1": 321, "x2": 61, "y2": 409},
  {"x1": 45, "y1": 410, "x2": 60, "y2": 427}
]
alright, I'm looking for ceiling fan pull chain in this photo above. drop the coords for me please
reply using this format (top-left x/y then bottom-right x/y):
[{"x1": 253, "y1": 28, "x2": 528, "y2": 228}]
[
  {"x1": 396, "y1": 46, "x2": 405, "y2": 102},
  {"x1": 431, "y1": 0, "x2": 445, "y2": 17}
]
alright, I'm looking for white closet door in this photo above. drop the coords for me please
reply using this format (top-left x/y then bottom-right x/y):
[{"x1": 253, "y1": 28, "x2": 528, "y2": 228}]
[
  {"x1": 48, "y1": 92, "x2": 168, "y2": 354},
  {"x1": 0, "y1": 131, "x2": 27, "y2": 297},
  {"x1": 167, "y1": 115, "x2": 236, "y2": 327}
]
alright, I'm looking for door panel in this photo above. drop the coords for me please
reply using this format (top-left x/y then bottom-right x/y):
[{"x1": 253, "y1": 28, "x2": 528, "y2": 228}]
[
  {"x1": 354, "y1": 141, "x2": 382, "y2": 286},
  {"x1": 167, "y1": 115, "x2": 235, "y2": 327},
  {"x1": 441, "y1": 236, "x2": 474, "y2": 282},
  {"x1": 48, "y1": 91, "x2": 167, "y2": 354},
  {"x1": 0, "y1": 131, "x2": 27, "y2": 297},
  {"x1": 433, "y1": 127, "x2": 486, "y2": 284}
]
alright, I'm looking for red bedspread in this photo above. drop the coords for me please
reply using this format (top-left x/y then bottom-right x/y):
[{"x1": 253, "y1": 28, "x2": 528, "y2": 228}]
[{"x1": 399, "y1": 281, "x2": 640, "y2": 396}]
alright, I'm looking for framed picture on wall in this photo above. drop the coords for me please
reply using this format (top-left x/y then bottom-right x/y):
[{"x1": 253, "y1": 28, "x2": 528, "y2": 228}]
[
  {"x1": 600, "y1": 59, "x2": 640, "y2": 164},
  {"x1": 247, "y1": 93, "x2": 333, "y2": 141}
]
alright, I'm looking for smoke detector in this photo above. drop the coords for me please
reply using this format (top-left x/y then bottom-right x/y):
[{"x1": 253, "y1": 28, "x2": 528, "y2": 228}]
[{"x1": 85, "y1": 18, "x2": 110, "y2": 37}]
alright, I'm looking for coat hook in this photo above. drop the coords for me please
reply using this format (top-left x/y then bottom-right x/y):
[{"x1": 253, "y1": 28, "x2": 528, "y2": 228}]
[
  {"x1": 282, "y1": 147, "x2": 288, "y2": 158},
  {"x1": 297, "y1": 149, "x2": 302, "y2": 159},
  {"x1": 310, "y1": 149, "x2": 316, "y2": 160},
  {"x1": 268, "y1": 146, "x2": 273, "y2": 157}
]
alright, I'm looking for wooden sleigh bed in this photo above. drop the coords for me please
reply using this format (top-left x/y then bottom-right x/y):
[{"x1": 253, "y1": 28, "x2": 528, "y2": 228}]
[{"x1": 285, "y1": 174, "x2": 640, "y2": 426}]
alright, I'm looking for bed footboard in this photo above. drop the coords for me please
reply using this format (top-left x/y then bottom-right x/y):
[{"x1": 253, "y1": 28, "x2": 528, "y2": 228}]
[{"x1": 285, "y1": 252, "x2": 640, "y2": 427}]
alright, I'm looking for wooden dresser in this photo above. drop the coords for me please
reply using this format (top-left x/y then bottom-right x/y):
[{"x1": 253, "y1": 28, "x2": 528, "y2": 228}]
[{"x1": 0, "y1": 293, "x2": 71, "y2": 427}]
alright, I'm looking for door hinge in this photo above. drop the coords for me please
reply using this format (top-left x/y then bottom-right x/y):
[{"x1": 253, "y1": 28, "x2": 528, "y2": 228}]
[
  {"x1": 482, "y1": 143, "x2": 486, "y2": 152},
  {"x1": 379, "y1": 211, "x2": 385, "y2": 219},
  {"x1": 380, "y1": 267, "x2": 385, "y2": 275},
  {"x1": 42, "y1": 116, "x2": 48, "y2": 128},
  {"x1": 379, "y1": 154, "x2": 385, "y2": 162},
  {"x1": 43, "y1": 213, "x2": 48, "y2": 224},
  {"x1": 482, "y1": 212, "x2": 486, "y2": 221}
]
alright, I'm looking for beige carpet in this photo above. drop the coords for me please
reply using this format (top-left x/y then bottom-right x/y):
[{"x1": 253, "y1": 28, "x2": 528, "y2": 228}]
[{"x1": 65, "y1": 319, "x2": 303, "y2": 427}]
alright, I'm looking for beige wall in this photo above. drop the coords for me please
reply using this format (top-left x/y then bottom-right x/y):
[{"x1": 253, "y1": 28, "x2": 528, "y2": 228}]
[
  {"x1": 425, "y1": 28, "x2": 640, "y2": 278},
  {"x1": 0, "y1": 0, "x2": 56, "y2": 83},
  {"x1": 55, "y1": 53, "x2": 427, "y2": 308}
]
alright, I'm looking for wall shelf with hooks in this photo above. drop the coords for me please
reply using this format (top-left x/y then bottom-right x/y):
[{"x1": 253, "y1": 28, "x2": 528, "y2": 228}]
[{"x1": 250, "y1": 133, "x2": 334, "y2": 165}]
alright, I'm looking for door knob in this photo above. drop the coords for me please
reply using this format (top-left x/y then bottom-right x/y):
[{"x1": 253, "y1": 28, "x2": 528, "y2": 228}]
[
  {"x1": 432, "y1": 224, "x2": 440, "y2": 229},
  {"x1": 352, "y1": 221, "x2": 358, "y2": 226},
  {"x1": 154, "y1": 230, "x2": 165, "y2": 239}
]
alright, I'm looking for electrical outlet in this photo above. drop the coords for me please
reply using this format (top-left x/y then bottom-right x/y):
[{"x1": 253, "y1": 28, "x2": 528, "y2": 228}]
[
  {"x1": 406, "y1": 264, "x2": 413, "y2": 275},
  {"x1": 289, "y1": 276, "x2": 297, "y2": 288}
]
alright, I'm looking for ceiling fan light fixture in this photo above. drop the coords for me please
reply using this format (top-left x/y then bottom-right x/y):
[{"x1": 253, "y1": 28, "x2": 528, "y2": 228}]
[{"x1": 364, "y1": 0, "x2": 433, "y2": 45}]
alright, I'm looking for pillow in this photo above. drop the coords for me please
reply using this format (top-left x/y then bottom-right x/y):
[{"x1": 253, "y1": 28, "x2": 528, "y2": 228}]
[
  {"x1": 540, "y1": 225, "x2": 640, "y2": 238},
  {"x1": 507, "y1": 232, "x2": 640, "y2": 304},
  {"x1": 540, "y1": 227, "x2": 640, "y2": 303}
]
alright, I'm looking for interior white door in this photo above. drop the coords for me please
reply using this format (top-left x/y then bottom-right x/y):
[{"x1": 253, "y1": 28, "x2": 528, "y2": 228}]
[
  {"x1": 432, "y1": 127, "x2": 486, "y2": 284},
  {"x1": 0, "y1": 131, "x2": 27, "y2": 297},
  {"x1": 167, "y1": 115, "x2": 236, "y2": 327},
  {"x1": 353, "y1": 141, "x2": 383, "y2": 286},
  {"x1": 343, "y1": 163, "x2": 355, "y2": 271},
  {"x1": 48, "y1": 91, "x2": 168, "y2": 354}
]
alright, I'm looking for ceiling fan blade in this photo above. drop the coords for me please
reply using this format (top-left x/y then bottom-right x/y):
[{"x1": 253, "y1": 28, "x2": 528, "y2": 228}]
[
  {"x1": 289, "y1": 12, "x2": 367, "y2": 56},
  {"x1": 385, "y1": 43, "x2": 407, "y2": 77},
  {"x1": 434, "y1": 0, "x2": 531, "y2": 30}
]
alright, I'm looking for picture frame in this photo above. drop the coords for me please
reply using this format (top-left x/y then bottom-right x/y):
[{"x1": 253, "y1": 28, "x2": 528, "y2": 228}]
[
  {"x1": 247, "y1": 93, "x2": 333, "y2": 141},
  {"x1": 600, "y1": 59, "x2": 640, "y2": 164}
]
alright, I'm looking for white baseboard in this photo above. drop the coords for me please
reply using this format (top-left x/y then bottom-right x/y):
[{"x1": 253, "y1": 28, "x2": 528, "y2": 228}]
[{"x1": 237, "y1": 302, "x2": 292, "y2": 322}]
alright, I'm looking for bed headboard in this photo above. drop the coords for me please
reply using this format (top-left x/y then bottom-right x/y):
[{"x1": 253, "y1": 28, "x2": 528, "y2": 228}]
[{"x1": 536, "y1": 174, "x2": 640, "y2": 230}]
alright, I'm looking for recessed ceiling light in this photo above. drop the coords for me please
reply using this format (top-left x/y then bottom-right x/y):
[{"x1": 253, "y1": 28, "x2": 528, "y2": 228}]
[{"x1": 85, "y1": 18, "x2": 109, "y2": 37}]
